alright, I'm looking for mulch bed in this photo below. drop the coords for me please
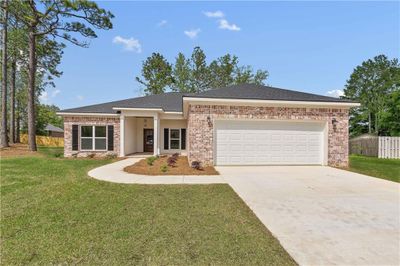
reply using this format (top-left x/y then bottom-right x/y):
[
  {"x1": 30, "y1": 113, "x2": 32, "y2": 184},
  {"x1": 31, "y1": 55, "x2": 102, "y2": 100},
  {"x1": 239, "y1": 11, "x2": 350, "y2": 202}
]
[{"x1": 124, "y1": 156, "x2": 219, "y2": 175}]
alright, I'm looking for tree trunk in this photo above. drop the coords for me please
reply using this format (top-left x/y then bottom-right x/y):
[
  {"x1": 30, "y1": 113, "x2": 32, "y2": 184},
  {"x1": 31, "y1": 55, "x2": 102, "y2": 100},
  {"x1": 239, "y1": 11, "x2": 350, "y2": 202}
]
[
  {"x1": 15, "y1": 99, "x2": 20, "y2": 143},
  {"x1": 375, "y1": 112, "x2": 379, "y2": 135},
  {"x1": 27, "y1": 29, "x2": 37, "y2": 151},
  {"x1": 368, "y1": 112, "x2": 372, "y2": 134},
  {"x1": 9, "y1": 60, "x2": 16, "y2": 143},
  {"x1": 0, "y1": 0, "x2": 9, "y2": 148}
]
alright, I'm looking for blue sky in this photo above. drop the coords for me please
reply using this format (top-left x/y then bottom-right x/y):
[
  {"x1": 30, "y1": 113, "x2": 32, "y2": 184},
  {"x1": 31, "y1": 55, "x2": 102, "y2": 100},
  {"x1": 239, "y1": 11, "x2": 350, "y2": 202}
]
[{"x1": 41, "y1": 1, "x2": 399, "y2": 109}]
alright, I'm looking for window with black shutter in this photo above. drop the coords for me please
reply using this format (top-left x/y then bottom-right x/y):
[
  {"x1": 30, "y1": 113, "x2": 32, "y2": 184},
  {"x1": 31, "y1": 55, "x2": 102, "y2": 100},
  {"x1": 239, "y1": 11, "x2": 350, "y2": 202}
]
[
  {"x1": 164, "y1": 128, "x2": 169, "y2": 150},
  {"x1": 72, "y1": 125, "x2": 79, "y2": 151},
  {"x1": 181, "y1": 128, "x2": 186, "y2": 150},
  {"x1": 108, "y1": 125, "x2": 114, "y2": 151}
]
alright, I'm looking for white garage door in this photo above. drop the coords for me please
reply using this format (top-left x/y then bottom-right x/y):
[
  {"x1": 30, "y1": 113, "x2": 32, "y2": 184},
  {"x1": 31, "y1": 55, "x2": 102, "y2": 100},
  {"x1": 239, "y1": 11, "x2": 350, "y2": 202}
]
[{"x1": 215, "y1": 120, "x2": 325, "y2": 165}]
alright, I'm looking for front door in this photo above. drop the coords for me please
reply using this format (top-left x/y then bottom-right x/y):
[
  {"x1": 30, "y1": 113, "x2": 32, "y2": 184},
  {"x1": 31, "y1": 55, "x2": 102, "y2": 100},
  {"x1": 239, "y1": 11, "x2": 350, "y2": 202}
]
[{"x1": 143, "y1": 129, "x2": 154, "y2": 152}]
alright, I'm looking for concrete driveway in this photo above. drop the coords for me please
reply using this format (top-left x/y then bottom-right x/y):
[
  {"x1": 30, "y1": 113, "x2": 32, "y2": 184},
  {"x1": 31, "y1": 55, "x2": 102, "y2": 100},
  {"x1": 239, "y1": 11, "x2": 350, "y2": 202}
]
[{"x1": 217, "y1": 166, "x2": 400, "y2": 266}]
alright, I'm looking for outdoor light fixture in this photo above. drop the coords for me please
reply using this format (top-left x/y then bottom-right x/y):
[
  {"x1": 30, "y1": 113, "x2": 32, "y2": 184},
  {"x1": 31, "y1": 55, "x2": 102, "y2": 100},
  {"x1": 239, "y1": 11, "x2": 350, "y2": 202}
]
[
  {"x1": 332, "y1": 118, "x2": 338, "y2": 131},
  {"x1": 207, "y1": 116, "x2": 212, "y2": 127}
]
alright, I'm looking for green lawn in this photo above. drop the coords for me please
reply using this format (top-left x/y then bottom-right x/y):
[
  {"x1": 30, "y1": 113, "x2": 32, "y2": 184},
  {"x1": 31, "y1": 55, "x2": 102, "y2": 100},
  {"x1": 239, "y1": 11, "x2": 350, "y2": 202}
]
[
  {"x1": 1, "y1": 149, "x2": 295, "y2": 265},
  {"x1": 348, "y1": 155, "x2": 400, "y2": 183}
]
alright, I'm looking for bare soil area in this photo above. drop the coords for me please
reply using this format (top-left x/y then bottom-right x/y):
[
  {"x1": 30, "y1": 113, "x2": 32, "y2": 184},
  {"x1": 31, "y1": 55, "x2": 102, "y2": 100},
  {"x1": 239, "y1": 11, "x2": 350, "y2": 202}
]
[{"x1": 0, "y1": 144, "x2": 41, "y2": 158}]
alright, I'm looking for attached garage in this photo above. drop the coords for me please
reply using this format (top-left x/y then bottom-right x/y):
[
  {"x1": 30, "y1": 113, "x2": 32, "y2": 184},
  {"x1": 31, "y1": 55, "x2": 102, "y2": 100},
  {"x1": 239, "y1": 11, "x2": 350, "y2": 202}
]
[{"x1": 215, "y1": 120, "x2": 327, "y2": 166}]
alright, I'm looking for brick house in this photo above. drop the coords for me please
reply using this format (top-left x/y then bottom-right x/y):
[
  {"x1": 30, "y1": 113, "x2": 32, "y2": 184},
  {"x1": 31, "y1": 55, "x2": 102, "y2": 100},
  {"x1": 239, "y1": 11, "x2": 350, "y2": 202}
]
[{"x1": 57, "y1": 84, "x2": 359, "y2": 167}]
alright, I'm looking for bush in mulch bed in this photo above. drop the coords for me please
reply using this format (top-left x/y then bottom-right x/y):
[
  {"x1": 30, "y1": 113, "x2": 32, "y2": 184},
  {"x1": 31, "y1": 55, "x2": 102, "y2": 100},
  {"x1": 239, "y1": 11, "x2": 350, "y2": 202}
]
[
  {"x1": 191, "y1": 161, "x2": 202, "y2": 170},
  {"x1": 124, "y1": 156, "x2": 219, "y2": 175}
]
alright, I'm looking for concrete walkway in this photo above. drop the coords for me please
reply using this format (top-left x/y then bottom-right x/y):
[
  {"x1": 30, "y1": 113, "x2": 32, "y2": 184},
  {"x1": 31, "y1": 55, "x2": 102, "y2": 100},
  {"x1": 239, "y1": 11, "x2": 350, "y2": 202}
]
[{"x1": 88, "y1": 158, "x2": 226, "y2": 184}]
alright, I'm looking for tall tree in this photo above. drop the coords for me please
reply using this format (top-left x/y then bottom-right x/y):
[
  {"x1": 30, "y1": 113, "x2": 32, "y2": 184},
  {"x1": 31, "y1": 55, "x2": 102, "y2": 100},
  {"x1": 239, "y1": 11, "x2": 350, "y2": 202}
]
[
  {"x1": 7, "y1": 22, "x2": 26, "y2": 143},
  {"x1": 9, "y1": 0, "x2": 113, "y2": 151},
  {"x1": 136, "y1": 53, "x2": 173, "y2": 95},
  {"x1": 381, "y1": 90, "x2": 400, "y2": 136},
  {"x1": 0, "y1": 0, "x2": 9, "y2": 148},
  {"x1": 9, "y1": 59, "x2": 16, "y2": 142},
  {"x1": 209, "y1": 54, "x2": 238, "y2": 88},
  {"x1": 137, "y1": 47, "x2": 269, "y2": 94},
  {"x1": 36, "y1": 104, "x2": 63, "y2": 135},
  {"x1": 190, "y1": 47, "x2": 210, "y2": 93},
  {"x1": 171, "y1": 53, "x2": 193, "y2": 93},
  {"x1": 343, "y1": 55, "x2": 400, "y2": 136},
  {"x1": 235, "y1": 65, "x2": 268, "y2": 85}
]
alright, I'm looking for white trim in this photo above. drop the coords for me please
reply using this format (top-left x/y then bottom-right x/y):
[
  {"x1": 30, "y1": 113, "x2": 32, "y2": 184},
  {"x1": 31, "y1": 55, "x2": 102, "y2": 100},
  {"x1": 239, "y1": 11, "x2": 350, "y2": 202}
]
[
  {"x1": 169, "y1": 128, "x2": 181, "y2": 150},
  {"x1": 120, "y1": 115, "x2": 125, "y2": 157},
  {"x1": 80, "y1": 125, "x2": 108, "y2": 152},
  {"x1": 183, "y1": 97, "x2": 360, "y2": 108},
  {"x1": 57, "y1": 112, "x2": 119, "y2": 117},
  {"x1": 159, "y1": 113, "x2": 185, "y2": 120},
  {"x1": 113, "y1": 107, "x2": 163, "y2": 111},
  {"x1": 153, "y1": 113, "x2": 160, "y2": 155},
  {"x1": 164, "y1": 111, "x2": 183, "y2": 114}
]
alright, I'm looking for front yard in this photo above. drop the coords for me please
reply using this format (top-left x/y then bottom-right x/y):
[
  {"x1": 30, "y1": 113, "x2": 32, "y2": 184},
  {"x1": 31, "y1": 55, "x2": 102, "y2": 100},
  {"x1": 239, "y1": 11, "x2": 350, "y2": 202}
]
[
  {"x1": 1, "y1": 148, "x2": 295, "y2": 265},
  {"x1": 347, "y1": 155, "x2": 400, "y2": 183}
]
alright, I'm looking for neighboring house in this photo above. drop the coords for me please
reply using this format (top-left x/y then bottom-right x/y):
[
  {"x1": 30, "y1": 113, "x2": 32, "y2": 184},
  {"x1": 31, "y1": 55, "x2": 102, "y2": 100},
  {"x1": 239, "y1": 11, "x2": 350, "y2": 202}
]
[
  {"x1": 57, "y1": 84, "x2": 359, "y2": 167},
  {"x1": 45, "y1": 124, "x2": 64, "y2": 138}
]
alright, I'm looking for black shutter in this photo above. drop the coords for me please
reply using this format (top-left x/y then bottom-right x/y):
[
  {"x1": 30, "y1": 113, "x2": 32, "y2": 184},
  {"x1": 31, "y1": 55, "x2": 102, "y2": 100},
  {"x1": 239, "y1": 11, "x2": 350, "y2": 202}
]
[
  {"x1": 164, "y1": 128, "x2": 169, "y2": 150},
  {"x1": 108, "y1": 125, "x2": 114, "y2": 151},
  {"x1": 181, "y1": 128, "x2": 186, "y2": 150},
  {"x1": 72, "y1": 125, "x2": 79, "y2": 151}
]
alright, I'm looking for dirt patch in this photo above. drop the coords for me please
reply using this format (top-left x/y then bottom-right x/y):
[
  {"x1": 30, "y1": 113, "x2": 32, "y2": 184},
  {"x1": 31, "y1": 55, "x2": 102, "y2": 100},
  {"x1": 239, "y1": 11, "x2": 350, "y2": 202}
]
[
  {"x1": 0, "y1": 144, "x2": 42, "y2": 158},
  {"x1": 124, "y1": 156, "x2": 219, "y2": 175}
]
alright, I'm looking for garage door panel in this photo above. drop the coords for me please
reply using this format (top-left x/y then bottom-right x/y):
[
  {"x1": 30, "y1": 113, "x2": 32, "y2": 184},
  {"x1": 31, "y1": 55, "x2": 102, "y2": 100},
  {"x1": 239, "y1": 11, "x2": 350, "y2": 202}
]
[{"x1": 215, "y1": 120, "x2": 324, "y2": 165}]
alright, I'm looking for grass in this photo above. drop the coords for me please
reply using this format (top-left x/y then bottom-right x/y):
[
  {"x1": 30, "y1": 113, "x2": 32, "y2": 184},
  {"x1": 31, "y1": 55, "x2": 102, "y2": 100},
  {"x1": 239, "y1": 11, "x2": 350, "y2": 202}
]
[
  {"x1": 1, "y1": 149, "x2": 295, "y2": 265},
  {"x1": 348, "y1": 155, "x2": 400, "y2": 183}
]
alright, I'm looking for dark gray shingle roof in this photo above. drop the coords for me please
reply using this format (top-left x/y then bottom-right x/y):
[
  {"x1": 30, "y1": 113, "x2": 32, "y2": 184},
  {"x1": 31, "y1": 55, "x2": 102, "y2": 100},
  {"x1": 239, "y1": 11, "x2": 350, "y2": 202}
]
[
  {"x1": 59, "y1": 84, "x2": 353, "y2": 114},
  {"x1": 59, "y1": 92, "x2": 192, "y2": 114},
  {"x1": 45, "y1": 124, "x2": 64, "y2": 132},
  {"x1": 191, "y1": 84, "x2": 353, "y2": 103}
]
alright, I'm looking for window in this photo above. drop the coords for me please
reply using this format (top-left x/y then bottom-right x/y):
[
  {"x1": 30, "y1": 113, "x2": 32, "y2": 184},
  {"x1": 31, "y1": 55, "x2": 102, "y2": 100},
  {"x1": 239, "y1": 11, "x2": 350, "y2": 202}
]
[
  {"x1": 170, "y1": 129, "x2": 180, "y2": 149},
  {"x1": 80, "y1": 126, "x2": 107, "y2": 151}
]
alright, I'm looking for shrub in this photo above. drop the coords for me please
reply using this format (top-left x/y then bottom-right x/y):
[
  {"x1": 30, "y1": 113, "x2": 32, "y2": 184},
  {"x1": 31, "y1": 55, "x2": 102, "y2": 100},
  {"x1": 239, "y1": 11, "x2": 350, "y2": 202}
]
[
  {"x1": 53, "y1": 152, "x2": 63, "y2": 158},
  {"x1": 105, "y1": 154, "x2": 117, "y2": 160},
  {"x1": 167, "y1": 156, "x2": 177, "y2": 167},
  {"x1": 160, "y1": 164, "x2": 168, "y2": 173},
  {"x1": 191, "y1": 161, "x2": 202, "y2": 170},
  {"x1": 172, "y1": 153, "x2": 179, "y2": 159},
  {"x1": 146, "y1": 156, "x2": 157, "y2": 166}
]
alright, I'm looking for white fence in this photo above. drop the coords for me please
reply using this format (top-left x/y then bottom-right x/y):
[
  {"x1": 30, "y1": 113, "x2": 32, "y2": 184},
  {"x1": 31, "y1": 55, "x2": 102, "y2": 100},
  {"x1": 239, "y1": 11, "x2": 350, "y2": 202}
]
[{"x1": 378, "y1": 137, "x2": 400, "y2": 159}]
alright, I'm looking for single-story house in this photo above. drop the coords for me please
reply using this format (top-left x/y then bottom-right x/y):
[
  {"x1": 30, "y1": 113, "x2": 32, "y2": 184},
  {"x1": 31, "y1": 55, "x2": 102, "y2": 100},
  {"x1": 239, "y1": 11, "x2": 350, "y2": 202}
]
[
  {"x1": 45, "y1": 124, "x2": 64, "y2": 138},
  {"x1": 57, "y1": 84, "x2": 359, "y2": 167}
]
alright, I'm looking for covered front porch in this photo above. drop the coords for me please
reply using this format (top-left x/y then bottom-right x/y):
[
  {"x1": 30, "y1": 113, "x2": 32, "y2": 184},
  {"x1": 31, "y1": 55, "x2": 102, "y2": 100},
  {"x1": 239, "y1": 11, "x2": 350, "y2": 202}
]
[{"x1": 119, "y1": 110, "x2": 187, "y2": 157}]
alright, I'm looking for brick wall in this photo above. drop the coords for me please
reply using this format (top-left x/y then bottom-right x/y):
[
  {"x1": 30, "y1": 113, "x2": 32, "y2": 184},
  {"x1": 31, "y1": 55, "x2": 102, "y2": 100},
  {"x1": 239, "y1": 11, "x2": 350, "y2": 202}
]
[
  {"x1": 187, "y1": 105, "x2": 349, "y2": 167},
  {"x1": 63, "y1": 116, "x2": 120, "y2": 157}
]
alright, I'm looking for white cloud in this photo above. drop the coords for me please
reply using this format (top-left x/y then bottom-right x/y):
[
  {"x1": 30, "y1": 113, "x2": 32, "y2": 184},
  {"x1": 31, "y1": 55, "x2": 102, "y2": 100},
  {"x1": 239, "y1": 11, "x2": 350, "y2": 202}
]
[
  {"x1": 112, "y1": 36, "x2": 142, "y2": 53},
  {"x1": 76, "y1": 95, "x2": 84, "y2": 101},
  {"x1": 203, "y1": 11, "x2": 224, "y2": 18},
  {"x1": 39, "y1": 91, "x2": 49, "y2": 104},
  {"x1": 39, "y1": 89, "x2": 61, "y2": 104},
  {"x1": 218, "y1": 19, "x2": 241, "y2": 31},
  {"x1": 326, "y1": 89, "x2": 344, "y2": 98},
  {"x1": 184, "y1": 28, "x2": 201, "y2": 39},
  {"x1": 51, "y1": 89, "x2": 61, "y2": 98},
  {"x1": 157, "y1": 20, "x2": 167, "y2": 27}
]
